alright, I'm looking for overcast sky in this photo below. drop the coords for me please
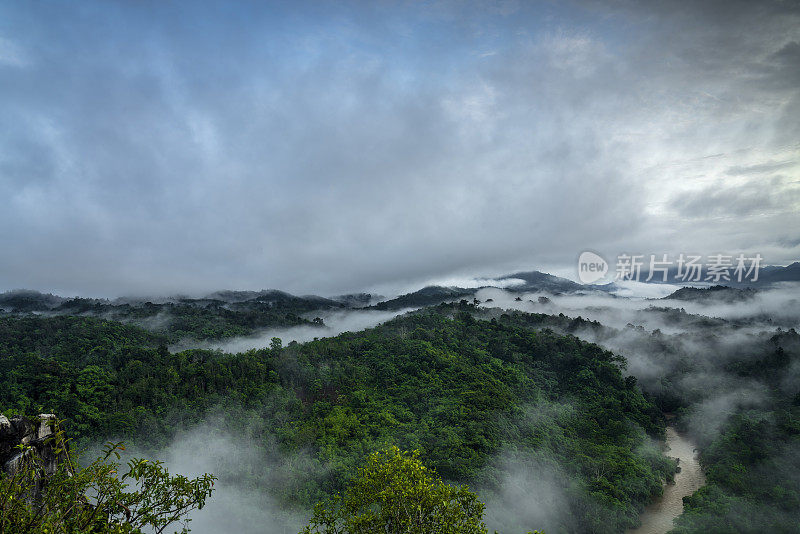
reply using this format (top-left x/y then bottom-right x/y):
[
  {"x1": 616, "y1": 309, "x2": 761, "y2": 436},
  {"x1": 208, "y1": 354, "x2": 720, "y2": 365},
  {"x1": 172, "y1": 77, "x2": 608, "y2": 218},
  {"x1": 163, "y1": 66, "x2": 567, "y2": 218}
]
[{"x1": 1, "y1": 0, "x2": 799, "y2": 297}]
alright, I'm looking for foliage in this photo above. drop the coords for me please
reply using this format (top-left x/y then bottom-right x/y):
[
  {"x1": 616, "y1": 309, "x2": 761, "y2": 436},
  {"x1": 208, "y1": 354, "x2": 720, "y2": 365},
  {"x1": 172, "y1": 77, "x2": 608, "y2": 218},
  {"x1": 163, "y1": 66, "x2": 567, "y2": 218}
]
[
  {"x1": 671, "y1": 408, "x2": 800, "y2": 533},
  {"x1": 0, "y1": 290, "x2": 333, "y2": 342},
  {"x1": 489, "y1": 305, "x2": 800, "y2": 532},
  {"x1": 0, "y1": 421, "x2": 215, "y2": 534},
  {"x1": 0, "y1": 307, "x2": 674, "y2": 533},
  {"x1": 301, "y1": 446, "x2": 488, "y2": 534}
]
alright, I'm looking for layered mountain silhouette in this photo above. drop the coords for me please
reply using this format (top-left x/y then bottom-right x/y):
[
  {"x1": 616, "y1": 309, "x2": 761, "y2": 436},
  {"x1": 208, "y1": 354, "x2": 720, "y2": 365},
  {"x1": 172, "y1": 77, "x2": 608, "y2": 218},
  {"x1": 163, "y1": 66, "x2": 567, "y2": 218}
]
[{"x1": 2, "y1": 263, "x2": 798, "y2": 315}]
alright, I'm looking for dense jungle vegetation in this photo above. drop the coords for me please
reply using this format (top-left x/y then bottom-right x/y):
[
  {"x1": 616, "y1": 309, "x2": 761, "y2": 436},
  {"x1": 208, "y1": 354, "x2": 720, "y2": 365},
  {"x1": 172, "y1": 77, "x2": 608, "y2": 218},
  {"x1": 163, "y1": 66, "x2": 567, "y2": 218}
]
[
  {"x1": 2, "y1": 299, "x2": 799, "y2": 533},
  {"x1": 1, "y1": 306, "x2": 673, "y2": 533},
  {"x1": 0, "y1": 290, "x2": 333, "y2": 342},
  {"x1": 492, "y1": 308, "x2": 800, "y2": 533}
]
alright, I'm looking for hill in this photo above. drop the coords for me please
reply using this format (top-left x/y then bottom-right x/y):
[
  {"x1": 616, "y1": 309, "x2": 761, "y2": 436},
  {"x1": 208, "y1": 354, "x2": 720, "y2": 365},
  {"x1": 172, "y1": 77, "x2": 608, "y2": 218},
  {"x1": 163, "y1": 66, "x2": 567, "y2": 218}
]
[
  {"x1": 662, "y1": 285, "x2": 758, "y2": 303},
  {"x1": 0, "y1": 308, "x2": 674, "y2": 534}
]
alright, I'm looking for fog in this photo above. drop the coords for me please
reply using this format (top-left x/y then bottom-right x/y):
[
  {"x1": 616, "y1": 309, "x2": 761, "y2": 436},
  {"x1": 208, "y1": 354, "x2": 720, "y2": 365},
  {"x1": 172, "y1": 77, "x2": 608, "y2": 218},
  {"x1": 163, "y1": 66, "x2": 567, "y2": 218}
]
[
  {"x1": 183, "y1": 307, "x2": 418, "y2": 353},
  {"x1": 83, "y1": 282, "x2": 800, "y2": 532},
  {"x1": 96, "y1": 415, "x2": 318, "y2": 534},
  {"x1": 3, "y1": 0, "x2": 798, "y2": 530},
  {"x1": 474, "y1": 283, "x2": 800, "y2": 331},
  {"x1": 481, "y1": 448, "x2": 573, "y2": 534},
  {"x1": 478, "y1": 401, "x2": 577, "y2": 533},
  {"x1": 152, "y1": 428, "x2": 306, "y2": 534},
  {"x1": 451, "y1": 283, "x2": 799, "y2": 531},
  {"x1": 474, "y1": 283, "x2": 800, "y2": 447}
]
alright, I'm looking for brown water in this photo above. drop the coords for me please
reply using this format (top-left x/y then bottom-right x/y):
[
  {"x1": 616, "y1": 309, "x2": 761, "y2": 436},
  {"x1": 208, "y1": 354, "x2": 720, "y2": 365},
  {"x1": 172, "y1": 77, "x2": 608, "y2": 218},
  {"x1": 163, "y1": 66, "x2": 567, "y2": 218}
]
[{"x1": 627, "y1": 427, "x2": 705, "y2": 534}]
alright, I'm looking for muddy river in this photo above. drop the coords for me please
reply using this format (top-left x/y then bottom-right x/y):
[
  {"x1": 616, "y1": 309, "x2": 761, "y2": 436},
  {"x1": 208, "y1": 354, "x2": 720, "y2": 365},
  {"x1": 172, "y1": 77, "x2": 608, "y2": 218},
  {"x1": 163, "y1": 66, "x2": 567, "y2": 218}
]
[{"x1": 627, "y1": 427, "x2": 706, "y2": 534}]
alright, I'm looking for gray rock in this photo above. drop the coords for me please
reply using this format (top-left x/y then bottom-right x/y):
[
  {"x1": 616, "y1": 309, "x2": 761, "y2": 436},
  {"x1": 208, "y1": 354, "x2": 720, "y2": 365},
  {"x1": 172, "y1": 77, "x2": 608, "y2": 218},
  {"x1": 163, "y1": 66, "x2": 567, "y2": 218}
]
[{"x1": 0, "y1": 413, "x2": 69, "y2": 482}]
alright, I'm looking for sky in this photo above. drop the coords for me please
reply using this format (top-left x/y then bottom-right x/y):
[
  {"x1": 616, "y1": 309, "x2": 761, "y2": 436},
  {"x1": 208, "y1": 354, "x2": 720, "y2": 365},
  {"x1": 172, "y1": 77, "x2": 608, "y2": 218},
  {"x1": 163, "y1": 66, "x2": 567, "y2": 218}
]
[{"x1": 1, "y1": 0, "x2": 799, "y2": 297}]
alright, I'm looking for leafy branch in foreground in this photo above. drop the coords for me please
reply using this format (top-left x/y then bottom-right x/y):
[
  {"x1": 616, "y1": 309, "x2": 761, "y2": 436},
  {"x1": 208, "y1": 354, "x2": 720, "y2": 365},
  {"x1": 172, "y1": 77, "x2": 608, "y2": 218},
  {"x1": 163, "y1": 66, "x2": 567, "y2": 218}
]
[{"x1": 0, "y1": 419, "x2": 215, "y2": 534}]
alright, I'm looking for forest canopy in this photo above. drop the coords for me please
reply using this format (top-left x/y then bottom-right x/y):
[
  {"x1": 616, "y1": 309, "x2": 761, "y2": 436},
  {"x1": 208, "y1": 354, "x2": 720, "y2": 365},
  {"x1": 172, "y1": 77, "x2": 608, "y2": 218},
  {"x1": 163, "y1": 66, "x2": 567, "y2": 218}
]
[{"x1": 1, "y1": 307, "x2": 674, "y2": 533}]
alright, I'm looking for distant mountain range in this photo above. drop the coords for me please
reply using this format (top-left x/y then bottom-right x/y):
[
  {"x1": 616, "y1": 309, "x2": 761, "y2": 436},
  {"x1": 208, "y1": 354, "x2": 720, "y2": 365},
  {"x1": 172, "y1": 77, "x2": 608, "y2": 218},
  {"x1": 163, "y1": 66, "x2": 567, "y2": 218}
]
[
  {"x1": 638, "y1": 261, "x2": 800, "y2": 287},
  {"x1": 2, "y1": 262, "x2": 798, "y2": 314},
  {"x1": 371, "y1": 270, "x2": 611, "y2": 310},
  {"x1": 498, "y1": 270, "x2": 589, "y2": 293},
  {"x1": 749, "y1": 261, "x2": 800, "y2": 285},
  {"x1": 660, "y1": 285, "x2": 759, "y2": 303}
]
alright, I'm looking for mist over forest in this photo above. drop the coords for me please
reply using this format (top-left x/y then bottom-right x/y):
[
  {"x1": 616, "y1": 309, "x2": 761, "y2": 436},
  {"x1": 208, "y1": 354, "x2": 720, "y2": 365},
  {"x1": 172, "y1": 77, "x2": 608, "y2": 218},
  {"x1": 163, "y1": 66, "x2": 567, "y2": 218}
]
[
  {"x1": 1, "y1": 1, "x2": 799, "y2": 533},
  {"x1": 2, "y1": 276, "x2": 799, "y2": 533}
]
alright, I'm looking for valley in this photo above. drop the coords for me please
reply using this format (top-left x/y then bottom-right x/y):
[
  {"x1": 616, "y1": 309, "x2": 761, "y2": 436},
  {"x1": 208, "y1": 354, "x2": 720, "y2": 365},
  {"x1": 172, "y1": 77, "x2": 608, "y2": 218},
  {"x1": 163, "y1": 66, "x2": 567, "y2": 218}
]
[{"x1": 2, "y1": 278, "x2": 798, "y2": 533}]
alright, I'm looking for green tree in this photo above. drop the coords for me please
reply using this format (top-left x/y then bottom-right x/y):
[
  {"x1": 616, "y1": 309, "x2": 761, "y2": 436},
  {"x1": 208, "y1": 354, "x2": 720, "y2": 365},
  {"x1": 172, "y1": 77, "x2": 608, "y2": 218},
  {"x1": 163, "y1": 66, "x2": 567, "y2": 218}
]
[
  {"x1": 0, "y1": 421, "x2": 215, "y2": 534},
  {"x1": 301, "y1": 446, "x2": 488, "y2": 534}
]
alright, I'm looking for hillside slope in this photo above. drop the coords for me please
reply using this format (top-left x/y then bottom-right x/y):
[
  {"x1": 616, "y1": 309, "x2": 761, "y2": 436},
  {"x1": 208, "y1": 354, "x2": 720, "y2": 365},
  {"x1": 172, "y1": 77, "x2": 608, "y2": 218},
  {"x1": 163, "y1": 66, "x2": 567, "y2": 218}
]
[{"x1": 0, "y1": 308, "x2": 674, "y2": 533}]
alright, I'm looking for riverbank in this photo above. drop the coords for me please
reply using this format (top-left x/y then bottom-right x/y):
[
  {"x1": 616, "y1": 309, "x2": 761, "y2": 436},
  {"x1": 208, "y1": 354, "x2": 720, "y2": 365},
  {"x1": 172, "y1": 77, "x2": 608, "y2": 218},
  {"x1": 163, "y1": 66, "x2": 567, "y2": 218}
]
[{"x1": 627, "y1": 427, "x2": 705, "y2": 534}]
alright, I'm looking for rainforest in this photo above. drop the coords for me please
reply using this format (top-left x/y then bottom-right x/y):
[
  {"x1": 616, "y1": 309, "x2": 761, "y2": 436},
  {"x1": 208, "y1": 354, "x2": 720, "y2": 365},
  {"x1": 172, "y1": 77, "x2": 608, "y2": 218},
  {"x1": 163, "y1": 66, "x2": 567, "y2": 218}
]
[
  {"x1": 1, "y1": 1, "x2": 799, "y2": 532},
  {"x1": 2, "y1": 281, "x2": 799, "y2": 533}
]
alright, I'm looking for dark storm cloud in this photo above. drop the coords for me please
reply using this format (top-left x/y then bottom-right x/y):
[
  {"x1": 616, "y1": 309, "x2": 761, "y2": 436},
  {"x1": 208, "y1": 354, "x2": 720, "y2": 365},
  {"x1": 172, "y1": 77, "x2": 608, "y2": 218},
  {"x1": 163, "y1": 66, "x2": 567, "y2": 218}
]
[{"x1": 0, "y1": 0, "x2": 798, "y2": 297}]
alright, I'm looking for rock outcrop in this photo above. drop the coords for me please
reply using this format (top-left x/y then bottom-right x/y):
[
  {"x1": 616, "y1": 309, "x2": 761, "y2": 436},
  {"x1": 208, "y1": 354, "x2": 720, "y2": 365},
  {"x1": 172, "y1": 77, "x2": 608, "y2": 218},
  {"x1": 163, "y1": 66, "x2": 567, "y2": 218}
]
[{"x1": 0, "y1": 413, "x2": 69, "y2": 488}]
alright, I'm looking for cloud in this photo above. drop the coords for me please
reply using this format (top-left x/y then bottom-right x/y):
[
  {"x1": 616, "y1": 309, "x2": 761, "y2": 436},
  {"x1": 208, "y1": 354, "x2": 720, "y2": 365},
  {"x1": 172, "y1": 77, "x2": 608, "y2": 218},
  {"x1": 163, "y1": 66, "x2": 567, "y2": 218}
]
[
  {"x1": 668, "y1": 174, "x2": 800, "y2": 218},
  {"x1": 97, "y1": 417, "x2": 316, "y2": 534},
  {"x1": 0, "y1": 0, "x2": 798, "y2": 297},
  {"x1": 480, "y1": 447, "x2": 574, "y2": 533},
  {"x1": 726, "y1": 160, "x2": 797, "y2": 176},
  {"x1": 187, "y1": 307, "x2": 418, "y2": 353}
]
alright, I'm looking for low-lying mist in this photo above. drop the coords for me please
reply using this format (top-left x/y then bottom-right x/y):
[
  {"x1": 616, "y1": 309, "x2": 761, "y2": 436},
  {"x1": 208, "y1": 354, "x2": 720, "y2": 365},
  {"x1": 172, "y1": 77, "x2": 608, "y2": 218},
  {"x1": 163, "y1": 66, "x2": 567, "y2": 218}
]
[
  {"x1": 480, "y1": 448, "x2": 572, "y2": 534},
  {"x1": 179, "y1": 307, "x2": 418, "y2": 353},
  {"x1": 473, "y1": 283, "x2": 800, "y2": 445},
  {"x1": 86, "y1": 282, "x2": 799, "y2": 533},
  {"x1": 474, "y1": 282, "x2": 800, "y2": 331},
  {"x1": 95, "y1": 415, "x2": 318, "y2": 534}
]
